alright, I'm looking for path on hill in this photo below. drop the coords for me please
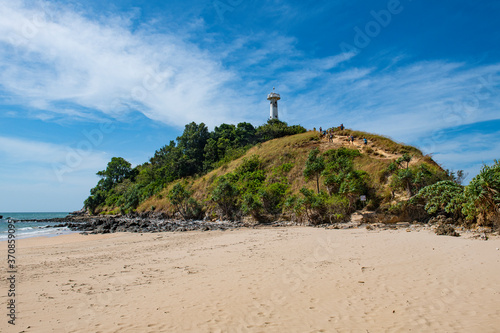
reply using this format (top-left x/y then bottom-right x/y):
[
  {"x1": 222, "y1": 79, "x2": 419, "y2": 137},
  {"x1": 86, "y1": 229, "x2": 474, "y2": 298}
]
[{"x1": 319, "y1": 133, "x2": 400, "y2": 160}]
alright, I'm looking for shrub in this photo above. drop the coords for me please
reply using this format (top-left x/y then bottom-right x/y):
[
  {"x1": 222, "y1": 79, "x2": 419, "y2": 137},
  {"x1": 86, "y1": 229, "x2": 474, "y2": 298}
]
[
  {"x1": 241, "y1": 193, "x2": 263, "y2": 219},
  {"x1": 413, "y1": 160, "x2": 500, "y2": 227},
  {"x1": 462, "y1": 160, "x2": 500, "y2": 226},
  {"x1": 211, "y1": 177, "x2": 240, "y2": 219},
  {"x1": 168, "y1": 183, "x2": 203, "y2": 220},
  {"x1": 260, "y1": 181, "x2": 289, "y2": 215},
  {"x1": 284, "y1": 188, "x2": 349, "y2": 224},
  {"x1": 412, "y1": 180, "x2": 465, "y2": 218}
]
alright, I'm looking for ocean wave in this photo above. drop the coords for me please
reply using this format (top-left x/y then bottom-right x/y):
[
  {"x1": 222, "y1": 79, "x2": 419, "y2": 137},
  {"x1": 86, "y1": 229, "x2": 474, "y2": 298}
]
[
  {"x1": 17, "y1": 227, "x2": 34, "y2": 231},
  {"x1": 0, "y1": 227, "x2": 74, "y2": 240}
]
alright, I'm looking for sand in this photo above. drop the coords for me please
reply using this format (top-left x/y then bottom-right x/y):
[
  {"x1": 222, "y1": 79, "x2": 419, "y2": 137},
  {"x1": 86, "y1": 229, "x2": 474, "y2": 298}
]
[{"x1": 2, "y1": 227, "x2": 500, "y2": 332}]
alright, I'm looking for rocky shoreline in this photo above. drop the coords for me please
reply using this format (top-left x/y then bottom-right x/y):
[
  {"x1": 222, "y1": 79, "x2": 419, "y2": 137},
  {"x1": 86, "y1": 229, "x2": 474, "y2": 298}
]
[
  {"x1": 11, "y1": 211, "x2": 498, "y2": 239},
  {"x1": 15, "y1": 215, "x2": 247, "y2": 234}
]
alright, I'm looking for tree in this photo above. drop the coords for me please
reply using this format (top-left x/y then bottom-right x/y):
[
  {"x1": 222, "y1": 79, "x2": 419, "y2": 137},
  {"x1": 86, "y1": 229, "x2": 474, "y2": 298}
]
[
  {"x1": 447, "y1": 169, "x2": 468, "y2": 185},
  {"x1": 96, "y1": 157, "x2": 133, "y2": 189},
  {"x1": 260, "y1": 181, "x2": 290, "y2": 215},
  {"x1": 150, "y1": 140, "x2": 182, "y2": 182},
  {"x1": 203, "y1": 124, "x2": 236, "y2": 170},
  {"x1": 286, "y1": 188, "x2": 349, "y2": 224},
  {"x1": 84, "y1": 190, "x2": 105, "y2": 214},
  {"x1": 235, "y1": 122, "x2": 257, "y2": 146},
  {"x1": 462, "y1": 160, "x2": 500, "y2": 224},
  {"x1": 455, "y1": 170, "x2": 467, "y2": 185},
  {"x1": 396, "y1": 153, "x2": 412, "y2": 169},
  {"x1": 304, "y1": 148, "x2": 325, "y2": 193},
  {"x1": 321, "y1": 147, "x2": 361, "y2": 196},
  {"x1": 176, "y1": 122, "x2": 210, "y2": 176},
  {"x1": 256, "y1": 119, "x2": 306, "y2": 142},
  {"x1": 339, "y1": 170, "x2": 368, "y2": 209}
]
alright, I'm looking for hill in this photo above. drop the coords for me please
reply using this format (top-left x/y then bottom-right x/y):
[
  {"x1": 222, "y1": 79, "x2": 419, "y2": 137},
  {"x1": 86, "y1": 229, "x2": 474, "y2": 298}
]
[
  {"x1": 84, "y1": 121, "x2": 500, "y2": 229},
  {"x1": 136, "y1": 129, "x2": 449, "y2": 224}
]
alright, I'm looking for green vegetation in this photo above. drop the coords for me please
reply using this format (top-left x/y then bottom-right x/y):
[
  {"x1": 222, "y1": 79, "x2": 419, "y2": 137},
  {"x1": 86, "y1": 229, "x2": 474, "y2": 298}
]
[
  {"x1": 321, "y1": 147, "x2": 366, "y2": 209},
  {"x1": 209, "y1": 155, "x2": 290, "y2": 220},
  {"x1": 413, "y1": 160, "x2": 500, "y2": 227},
  {"x1": 303, "y1": 148, "x2": 325, "y2": 193},
  {"x1": 84, "y1": 119, "x2": 305, "y2": 214},
  {"x1": 284, "y1": 189, "x2": 349, "y2": 224},
  {"x1": 84, "y1": 157, "x2": 135, "y2": 214},
  {"x1": 167, "y1": 183, "x2": 202, "y2": 220},
  {"x1": 385, "y1": 155, "x2": 448, "y2": 196},
  {"x1": 412, "y1": 181, "x2": 465, "y2": 218},
  {"x1": 83, "y1": 120, "x2": 499, "y2": 230}
]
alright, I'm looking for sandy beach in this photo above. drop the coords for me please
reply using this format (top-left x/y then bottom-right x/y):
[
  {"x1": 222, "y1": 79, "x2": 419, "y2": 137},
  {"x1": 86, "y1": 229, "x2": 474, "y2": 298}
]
[{"x1": 3, "y1": 227, "x2": 500, "y2": 332}]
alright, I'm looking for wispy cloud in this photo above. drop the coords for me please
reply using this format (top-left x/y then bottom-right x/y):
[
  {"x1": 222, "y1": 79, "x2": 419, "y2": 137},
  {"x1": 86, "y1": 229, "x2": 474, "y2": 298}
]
[
  {"x1": 0, "y1": 0, "x2": 251, "y2": 127},
  {"x1": 0, "y1": 1, "x2": 363, "y2": 128},
  {"x1": 431, "y1": 129, "x2": 500, "y2": 182},
  {"x1": 0, "y1": 135, "x2": 110, "y2": 210},
  {"x1": 0, "y1": 136, "x2": 109, "y2": 177},
  {"x1": 284, "y1": 61, "x2": 500, "y2": 136},
  {"x1": 1, "y1": 0, "x2": 499, "y2": 178}
]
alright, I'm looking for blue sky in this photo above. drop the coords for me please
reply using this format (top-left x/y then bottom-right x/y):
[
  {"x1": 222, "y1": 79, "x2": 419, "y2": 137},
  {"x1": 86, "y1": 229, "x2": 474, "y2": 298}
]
[{"x1": 0, "y1": 0, "x2": 499, "y2": 212}]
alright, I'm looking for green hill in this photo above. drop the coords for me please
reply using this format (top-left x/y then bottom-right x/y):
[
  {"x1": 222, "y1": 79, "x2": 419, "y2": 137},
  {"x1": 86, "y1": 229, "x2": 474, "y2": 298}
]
[
  {"x1": 136, "y1": 129, "x2": 449, "y2": 223},
  {"x1": 84, "y1": 121, "x2": 499, "y2": 228}
]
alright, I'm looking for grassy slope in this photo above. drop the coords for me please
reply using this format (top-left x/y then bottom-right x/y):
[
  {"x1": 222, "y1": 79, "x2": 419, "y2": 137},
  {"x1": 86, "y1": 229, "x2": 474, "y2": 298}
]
[{"x1": 137, "y1": 129, "x2": 444, "y2": 214}]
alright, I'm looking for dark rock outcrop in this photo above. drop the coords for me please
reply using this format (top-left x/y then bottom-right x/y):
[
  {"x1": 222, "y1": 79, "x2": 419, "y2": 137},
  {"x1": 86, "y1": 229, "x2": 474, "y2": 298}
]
[
  {"x1": 44, "y1": 216, "x2": 250, "y2": 234},
  {"x1": 435, "y1": 224, "x2": 460, "y2": 237}
]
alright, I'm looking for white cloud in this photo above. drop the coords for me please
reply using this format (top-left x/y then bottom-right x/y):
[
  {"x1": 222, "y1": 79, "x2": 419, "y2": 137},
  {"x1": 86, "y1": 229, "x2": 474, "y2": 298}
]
[
  {"x1": 429, "y1": 131, "x2": 500, "y2": 183},
  {"x1": 0, "y1": 0, "x2": 249, "y2": 127},
  {"x1": 0, "y1": 136, "x2": 110, "y2": 186},
  {"x1": 0, "y1": 136, "x2": 108, "y2": 168},
  {"x1": 283, "y1": 61, "x2": 500, "y2": 141},
  {"x1": 0, "y1": 135, "x2": 110, "y2": 211},
  {"x1": 0, "y1": 1, "x2": 364, "y2": 128},
  {"x1": 0, "y1": 0, "x2": 499, "y2": 182}
]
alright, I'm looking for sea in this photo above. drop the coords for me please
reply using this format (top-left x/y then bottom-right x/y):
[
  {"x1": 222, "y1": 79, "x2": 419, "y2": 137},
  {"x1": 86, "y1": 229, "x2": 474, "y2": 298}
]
[{"x1": 0, "y1": 212, "x2": 77, "y2": 240}]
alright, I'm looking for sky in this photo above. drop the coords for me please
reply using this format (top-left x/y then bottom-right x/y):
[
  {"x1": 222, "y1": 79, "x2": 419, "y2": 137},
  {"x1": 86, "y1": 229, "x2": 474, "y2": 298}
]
[{"x1": 0, "y1": 0, "x2": 499, "y2": 212}]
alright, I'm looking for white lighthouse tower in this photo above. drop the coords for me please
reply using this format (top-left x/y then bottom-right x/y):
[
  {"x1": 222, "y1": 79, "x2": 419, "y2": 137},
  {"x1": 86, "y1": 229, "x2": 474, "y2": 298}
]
[{"x1": 267, "y1": 87, "x2": 280, "y2": 120}]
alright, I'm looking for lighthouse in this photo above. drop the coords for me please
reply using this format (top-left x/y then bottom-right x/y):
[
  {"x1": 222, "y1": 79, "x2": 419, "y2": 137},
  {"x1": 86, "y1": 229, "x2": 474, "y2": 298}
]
[{"x1": 267, "y1": 87, "x2": 280, "y2": 120}]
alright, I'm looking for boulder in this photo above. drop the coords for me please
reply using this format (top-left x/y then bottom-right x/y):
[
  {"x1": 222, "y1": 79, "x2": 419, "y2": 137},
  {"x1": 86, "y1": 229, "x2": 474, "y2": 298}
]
[{"x1": 435, "y1": 224, "x2": 460, "y2": 237}]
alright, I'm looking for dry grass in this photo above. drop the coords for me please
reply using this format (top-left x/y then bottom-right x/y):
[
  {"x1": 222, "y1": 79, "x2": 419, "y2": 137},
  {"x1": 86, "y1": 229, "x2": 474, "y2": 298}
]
[
  {"x1": 336, "y1": 129, "x2": 423, "y2": 156},
  {"x1": 139, "y1": 132, "x2": 321, "y2": 211},
  {"x1": 138, "y1": 129, "x2": 441, "y2": 213},
  {"x1": 354, "y1": 154, "x2": 393, "y2": 187}
]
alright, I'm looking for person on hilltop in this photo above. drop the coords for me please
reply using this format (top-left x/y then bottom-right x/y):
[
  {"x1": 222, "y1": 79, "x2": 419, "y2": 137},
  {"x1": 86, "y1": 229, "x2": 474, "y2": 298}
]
[
  {"x1": 363, "y1": 138, "x2": 368, "y2": 145},
  {"x1": 329, "y1": 132, "x2": 333, "y2": 143},
  {"x1": 350, "y1": 135, "x2": 354, "y2": 144},
  {"x1": 340, "y1": 123, "x2": 344, "y2": 131}
]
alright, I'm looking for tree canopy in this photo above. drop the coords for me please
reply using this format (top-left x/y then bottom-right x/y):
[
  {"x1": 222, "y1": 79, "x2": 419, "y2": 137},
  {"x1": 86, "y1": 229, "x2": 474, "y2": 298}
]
[{"x1": 84, "y1": 120, "x2": 306, "y2": 213}]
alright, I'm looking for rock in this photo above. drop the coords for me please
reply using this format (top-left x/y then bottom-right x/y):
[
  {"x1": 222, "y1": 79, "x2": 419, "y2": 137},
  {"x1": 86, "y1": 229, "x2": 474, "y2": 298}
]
[
  {"x1": 68, "y1": 208, "x2": 86, "y2": 216},
  {"x1": 435, "y1": 224, "x2": 460, "y2": 237}
]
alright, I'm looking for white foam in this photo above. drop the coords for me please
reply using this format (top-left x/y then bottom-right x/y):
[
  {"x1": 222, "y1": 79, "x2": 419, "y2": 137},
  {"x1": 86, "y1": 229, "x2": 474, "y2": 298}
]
[{"x1": 0, "y1": 227, "x2": 76, "y2": 241}]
